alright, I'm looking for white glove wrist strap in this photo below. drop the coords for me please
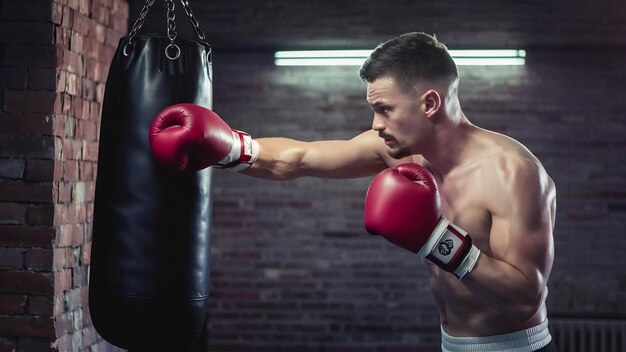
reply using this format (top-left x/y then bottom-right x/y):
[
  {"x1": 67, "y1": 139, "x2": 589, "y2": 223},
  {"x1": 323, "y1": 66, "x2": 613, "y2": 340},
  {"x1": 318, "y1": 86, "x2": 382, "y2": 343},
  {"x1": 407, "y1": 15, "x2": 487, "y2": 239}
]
[
  {"x1": 418, "y1": 217, "x2": 477, "y2": 278},
  {"x1": 219, "y1": 130, "x2": 259, "y2": 171},
  {"x1": 453, "y1": 244, "x2": 480, "y2": 280}
]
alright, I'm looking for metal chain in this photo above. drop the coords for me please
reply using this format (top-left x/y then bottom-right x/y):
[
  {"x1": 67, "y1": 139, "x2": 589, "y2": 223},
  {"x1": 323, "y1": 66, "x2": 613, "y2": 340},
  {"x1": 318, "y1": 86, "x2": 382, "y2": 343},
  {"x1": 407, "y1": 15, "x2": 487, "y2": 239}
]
[
  {"x1": 124, "y1": 0, "x2": 210, "y2": 61},
  {"x1": 165, "y1": 0, "x2": 181, "y2": 60},
  {"x1": 123, "y1": 0, "x2": 156, "y2": 56},
  {"x1": 179, "y1": 0, "x2": 211, "y2": 51}
]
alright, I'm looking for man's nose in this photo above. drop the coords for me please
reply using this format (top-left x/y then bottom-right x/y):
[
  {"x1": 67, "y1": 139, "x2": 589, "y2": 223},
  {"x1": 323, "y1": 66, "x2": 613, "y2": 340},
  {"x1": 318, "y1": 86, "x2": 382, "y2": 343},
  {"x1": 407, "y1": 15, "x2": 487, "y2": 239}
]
[{"x1": 371, "y1": 114, "x2": 385, "y2": 131}]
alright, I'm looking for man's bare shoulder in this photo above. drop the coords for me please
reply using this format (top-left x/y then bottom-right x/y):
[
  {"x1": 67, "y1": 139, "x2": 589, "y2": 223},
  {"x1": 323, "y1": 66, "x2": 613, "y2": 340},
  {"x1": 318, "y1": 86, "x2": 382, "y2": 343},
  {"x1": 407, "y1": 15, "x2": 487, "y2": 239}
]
[{"x1": 476, "y1": 129, "x2": 555, "y2": 216}]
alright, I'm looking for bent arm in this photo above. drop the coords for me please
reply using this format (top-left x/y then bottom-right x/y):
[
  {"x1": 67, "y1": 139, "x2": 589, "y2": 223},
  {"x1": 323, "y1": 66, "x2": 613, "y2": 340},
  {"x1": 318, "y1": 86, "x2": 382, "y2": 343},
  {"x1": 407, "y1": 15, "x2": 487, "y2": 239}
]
[
  {"x1": 241, "y1": 129, "x2": 389, "y2": 180},
  {"x1": 462, "y1": 158, "x2": 556, "y2": 321}
]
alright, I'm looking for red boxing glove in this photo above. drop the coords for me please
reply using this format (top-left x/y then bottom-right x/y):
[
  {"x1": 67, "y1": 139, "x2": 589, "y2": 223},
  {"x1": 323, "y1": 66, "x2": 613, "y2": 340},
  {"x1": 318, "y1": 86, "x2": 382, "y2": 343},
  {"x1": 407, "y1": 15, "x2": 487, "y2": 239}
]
[
  {"x1": 365, "y1": 163, "x2": 480, "y2": 279},
  {"x1": 149, "y1": 104, "x2": 259, "y2": 173}
]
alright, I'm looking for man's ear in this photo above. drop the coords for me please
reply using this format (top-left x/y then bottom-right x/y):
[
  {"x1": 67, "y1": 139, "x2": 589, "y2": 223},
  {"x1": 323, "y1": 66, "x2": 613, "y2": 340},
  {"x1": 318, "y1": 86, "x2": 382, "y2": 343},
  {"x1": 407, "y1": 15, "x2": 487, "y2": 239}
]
[{"x1": 421, "y1": 89, "x2": 441, "y2": 119}]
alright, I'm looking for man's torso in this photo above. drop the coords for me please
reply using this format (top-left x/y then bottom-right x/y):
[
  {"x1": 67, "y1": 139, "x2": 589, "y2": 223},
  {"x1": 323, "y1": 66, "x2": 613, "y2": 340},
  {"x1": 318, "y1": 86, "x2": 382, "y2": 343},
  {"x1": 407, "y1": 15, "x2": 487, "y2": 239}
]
[{"x1": 388, "y1": 128, "x2": 552, "y2": 337}]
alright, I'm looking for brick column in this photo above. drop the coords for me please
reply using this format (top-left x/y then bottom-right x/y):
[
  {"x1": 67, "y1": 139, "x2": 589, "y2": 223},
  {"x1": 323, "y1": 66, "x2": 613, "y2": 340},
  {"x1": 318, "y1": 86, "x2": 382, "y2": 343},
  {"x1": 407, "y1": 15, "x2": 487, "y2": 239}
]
[{"x1": 0, "y1": 0, "x2": 127, "y2": 351}]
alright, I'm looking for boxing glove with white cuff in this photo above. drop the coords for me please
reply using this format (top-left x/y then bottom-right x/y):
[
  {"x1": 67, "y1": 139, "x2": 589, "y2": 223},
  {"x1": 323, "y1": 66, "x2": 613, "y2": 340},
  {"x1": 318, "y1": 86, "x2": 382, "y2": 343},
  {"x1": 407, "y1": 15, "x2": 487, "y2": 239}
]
[
  {"x1": 365, "y1": 163, "x2": 481, "y2": 279},
  {"x1": 149, "y1": 103, "x2": 259, "y2": 173}
]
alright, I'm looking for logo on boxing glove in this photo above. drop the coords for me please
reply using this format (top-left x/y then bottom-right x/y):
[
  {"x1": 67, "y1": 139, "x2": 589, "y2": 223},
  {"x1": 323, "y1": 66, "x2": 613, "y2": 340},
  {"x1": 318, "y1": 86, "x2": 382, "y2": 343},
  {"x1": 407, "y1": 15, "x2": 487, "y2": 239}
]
[{"x1": 438, "y1": 239, "x2": 454, "y2": 256}]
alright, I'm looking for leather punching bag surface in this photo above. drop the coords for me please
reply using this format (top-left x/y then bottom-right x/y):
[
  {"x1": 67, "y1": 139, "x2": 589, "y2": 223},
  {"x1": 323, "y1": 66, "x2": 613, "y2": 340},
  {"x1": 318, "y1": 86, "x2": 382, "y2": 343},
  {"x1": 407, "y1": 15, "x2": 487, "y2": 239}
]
[{"x1": 89, "y1": 1, "x2": 213, "y2": 349}]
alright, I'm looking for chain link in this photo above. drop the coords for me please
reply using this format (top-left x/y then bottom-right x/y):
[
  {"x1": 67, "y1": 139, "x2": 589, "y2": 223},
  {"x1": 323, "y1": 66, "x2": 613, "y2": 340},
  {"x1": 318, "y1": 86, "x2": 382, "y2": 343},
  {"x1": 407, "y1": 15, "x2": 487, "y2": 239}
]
[
  {"x1": 123, "y1": 0, "x2": 210, "y2": 60},
  {"x1": 164, "y1": 0, "x2": 181, "y2": 60},
  {"x1": 123, "y1": 0, "x2": 156, "y2": 56},
  {"x1": 180, "y1": 0, "x2": 211, "y2": 51}
]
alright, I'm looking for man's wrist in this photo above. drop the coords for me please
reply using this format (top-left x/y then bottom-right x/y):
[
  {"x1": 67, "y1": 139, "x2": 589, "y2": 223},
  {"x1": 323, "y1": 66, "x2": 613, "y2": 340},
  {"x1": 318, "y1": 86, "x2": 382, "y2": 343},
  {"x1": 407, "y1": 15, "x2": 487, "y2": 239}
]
[
  {"x1": 219, "y1": 130, "x2": 259, "y2": 171},
  {"x1": 419, "y1": 218, "x2": 476, "y2": 277}
]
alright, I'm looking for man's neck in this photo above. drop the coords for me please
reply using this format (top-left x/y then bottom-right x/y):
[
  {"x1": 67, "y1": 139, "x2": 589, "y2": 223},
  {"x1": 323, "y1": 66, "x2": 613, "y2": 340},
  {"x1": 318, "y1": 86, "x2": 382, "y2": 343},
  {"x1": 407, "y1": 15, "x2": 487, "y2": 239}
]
[{"x1": 421, "y1": 115, "x2": 475, "y2": 177}]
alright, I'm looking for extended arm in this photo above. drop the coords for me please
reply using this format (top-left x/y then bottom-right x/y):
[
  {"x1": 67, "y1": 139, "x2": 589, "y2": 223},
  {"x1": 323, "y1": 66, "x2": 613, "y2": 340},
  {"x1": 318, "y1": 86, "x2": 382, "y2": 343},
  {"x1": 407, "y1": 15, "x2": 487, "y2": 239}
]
[
  {"x1": 149, "y1": 104, "x2": 390, "y2": 178},
  {"x1": 242, "y1": 130, "x2": 389, "y2": 180}
]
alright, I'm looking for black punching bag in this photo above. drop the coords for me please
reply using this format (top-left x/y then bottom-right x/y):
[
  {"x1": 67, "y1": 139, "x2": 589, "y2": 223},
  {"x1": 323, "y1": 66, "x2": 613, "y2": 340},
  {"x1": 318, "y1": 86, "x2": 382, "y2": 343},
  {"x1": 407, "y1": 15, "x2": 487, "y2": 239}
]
[{"x1": 89, "y1": 1, "x2": 213, "y2": 349}]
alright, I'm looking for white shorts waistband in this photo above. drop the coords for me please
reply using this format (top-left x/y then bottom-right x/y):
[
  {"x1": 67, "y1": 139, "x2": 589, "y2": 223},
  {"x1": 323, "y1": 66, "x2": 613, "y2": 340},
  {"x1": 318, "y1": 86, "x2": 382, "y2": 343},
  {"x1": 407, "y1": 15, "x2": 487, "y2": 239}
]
[{"x1": 441, "y1": 319, "x2": 552, "y2": 352}]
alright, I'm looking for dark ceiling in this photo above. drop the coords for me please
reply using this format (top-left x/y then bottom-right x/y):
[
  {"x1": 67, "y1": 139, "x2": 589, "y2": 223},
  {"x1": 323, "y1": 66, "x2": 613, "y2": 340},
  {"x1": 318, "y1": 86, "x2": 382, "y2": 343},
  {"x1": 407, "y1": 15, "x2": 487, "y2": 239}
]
[{"x1": 127, "y1": 0, "x2": 626, "y2": 51}]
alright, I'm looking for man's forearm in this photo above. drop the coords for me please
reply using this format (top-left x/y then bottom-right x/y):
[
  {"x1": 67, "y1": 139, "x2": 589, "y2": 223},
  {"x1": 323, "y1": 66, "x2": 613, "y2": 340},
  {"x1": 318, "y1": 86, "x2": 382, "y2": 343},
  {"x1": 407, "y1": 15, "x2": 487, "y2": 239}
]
[{"x1": 240, "y1": 138, "x2": 307, "y2": 180}]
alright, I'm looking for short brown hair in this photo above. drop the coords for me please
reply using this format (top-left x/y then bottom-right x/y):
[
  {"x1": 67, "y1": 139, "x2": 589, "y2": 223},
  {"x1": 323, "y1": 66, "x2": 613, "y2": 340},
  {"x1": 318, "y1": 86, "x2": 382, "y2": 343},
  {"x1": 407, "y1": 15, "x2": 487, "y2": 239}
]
[{"x1": 359, "y1": 32, "x2": 458, "y2": 93}]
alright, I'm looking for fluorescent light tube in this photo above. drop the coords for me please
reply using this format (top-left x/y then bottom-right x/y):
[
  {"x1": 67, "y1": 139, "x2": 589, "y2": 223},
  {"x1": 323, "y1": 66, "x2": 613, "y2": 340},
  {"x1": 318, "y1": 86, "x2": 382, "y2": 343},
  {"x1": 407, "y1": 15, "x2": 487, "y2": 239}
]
[{"x1": 274, "y1": 50, "x2": 526, "y2": 66}]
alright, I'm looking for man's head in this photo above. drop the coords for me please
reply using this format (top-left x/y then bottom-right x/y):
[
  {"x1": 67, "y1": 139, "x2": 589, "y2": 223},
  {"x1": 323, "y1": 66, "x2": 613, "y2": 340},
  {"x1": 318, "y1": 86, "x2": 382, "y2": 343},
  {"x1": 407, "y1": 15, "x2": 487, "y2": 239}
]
[
  {"x1": 360, "y1": 33, "x2": 460, "y2": 159},
  {"x1": 359, "y1": 32, "x2": 458, "y2": 94}
]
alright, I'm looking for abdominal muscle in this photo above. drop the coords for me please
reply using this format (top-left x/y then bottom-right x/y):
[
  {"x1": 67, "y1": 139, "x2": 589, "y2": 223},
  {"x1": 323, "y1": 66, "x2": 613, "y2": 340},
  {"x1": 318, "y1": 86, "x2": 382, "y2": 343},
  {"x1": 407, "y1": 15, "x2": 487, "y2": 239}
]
[{"x1": 425, "y1": 259, "x2": 548, "y2": 337}]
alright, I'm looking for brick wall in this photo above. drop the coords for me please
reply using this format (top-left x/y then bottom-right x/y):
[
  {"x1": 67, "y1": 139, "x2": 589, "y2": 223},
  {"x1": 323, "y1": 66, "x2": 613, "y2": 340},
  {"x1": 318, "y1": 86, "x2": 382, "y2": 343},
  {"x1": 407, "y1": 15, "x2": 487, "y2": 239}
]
[{"x1": 0, "y1": 0, "x2": 127, "y2": 351}]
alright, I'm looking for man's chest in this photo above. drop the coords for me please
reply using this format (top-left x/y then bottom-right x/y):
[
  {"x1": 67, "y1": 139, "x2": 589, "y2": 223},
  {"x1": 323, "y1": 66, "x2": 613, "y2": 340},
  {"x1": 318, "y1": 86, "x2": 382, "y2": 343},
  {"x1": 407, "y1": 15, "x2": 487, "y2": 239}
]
[{"x1": 438, "y1": 177, "x2": 493, "y2": 251}]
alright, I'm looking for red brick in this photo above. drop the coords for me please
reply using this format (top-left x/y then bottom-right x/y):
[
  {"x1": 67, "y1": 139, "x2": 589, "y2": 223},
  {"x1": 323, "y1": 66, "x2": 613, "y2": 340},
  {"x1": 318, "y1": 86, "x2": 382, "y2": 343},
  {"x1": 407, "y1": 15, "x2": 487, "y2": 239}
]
[
  {"x1": 0, "y1": 225, "x2": 54, "y2": 248},
  {"x1": 81, "y1": 78, "x2": 96, "y2": 100},
  {"x1": 54, "y1": 181, "x2": 72, "y2": 204},
  {"x1": 62, "y1": 160, "x2": 79, "y2": 181},
  {"x1": 61, "y1": 139, "x2": 83, "y2": 160},
  {"x1": 77, "y1": 120, "x2": 98, "y2": 142},
  {"x1": 70, "y1": 97, "x2": 83, "y2": 118},
  {"x1": 0, "y1": 180, "x2": 53, "y2": 203},
  {"x1": 65, "y1": 72, "x2": 79, "y2": 96},
  {"x1": 81, "y1": 242, "x2": 91, "y2": 265},
  {"x1": 3, "y1": 90, "x2": 57, "y2": 114},
  {"x1": 111, "y1": 0, "x2": 128, "y2": 17},
  {"x1": 78, "y1": 0, "x2": 90, "y2": 16},
  {"x1": 55, "y1": 26, "x2": 69, "y2": 48},
  {"x1": 0, "y1": 271, "x2": 54, "y2": 295},
  {"x1": 81, "y1": 326, "x2": 97, "y2": 347},
  {"x1": 70, "y1": 31, "x2": 84, "y2": 53},
  {"x1": 73, "y1": 15, "x2": 91, "y2": 37},
  {"x1": 111, "y1": 10, "x2": 127, "y2": 32},
  {"x1": 105, "y1": 27, "x2": 121, "y2": 48},
  {"x1": 60, "y1": 49, "x2": 84, "y2": 75},
  {"x1": 82, "y1": 141, "x2": 99, "y2": 161},
  {"x1": 89, "y1": 101, "x2": 102, "y2": 120},
  {"x1": 72, "y1": 265, "x2": 88, "y2": 287},
  {"x1": 54, "y1": 269, "x2": 72, "y2": 296},
  {"x1": 0, "y1": 315, "x2": 55, "y2": 338},
  {"x1": 61, "y1": 5, "x2": 74, "y2": 29},
  {"x1": 52, "y1": 2, "x2": 63, "y2": 25},
  {"x1": 53, "y1": 319, "x2": 71, "y2": 345},
  {"x1": 55, "y1": 224, "x2": 83, "y2": 247}
]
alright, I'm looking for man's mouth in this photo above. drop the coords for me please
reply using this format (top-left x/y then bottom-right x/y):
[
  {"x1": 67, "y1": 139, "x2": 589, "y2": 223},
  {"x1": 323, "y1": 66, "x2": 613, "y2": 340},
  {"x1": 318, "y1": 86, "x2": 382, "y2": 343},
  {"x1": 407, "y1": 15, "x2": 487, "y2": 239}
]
[{"x1": 379, "y1": 133, "x2": 395, "y2": 144}]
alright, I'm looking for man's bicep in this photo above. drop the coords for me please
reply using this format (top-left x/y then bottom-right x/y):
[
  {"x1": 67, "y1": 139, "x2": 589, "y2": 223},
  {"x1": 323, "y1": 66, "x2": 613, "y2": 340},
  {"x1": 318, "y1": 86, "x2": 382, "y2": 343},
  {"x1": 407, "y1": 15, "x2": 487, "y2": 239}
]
[
  {"x1": 302, "y1": 130, "x2": 388, "y2": 178},
  {"x1": 488, "y1": 160, "x2": 556, "y2": 286}
]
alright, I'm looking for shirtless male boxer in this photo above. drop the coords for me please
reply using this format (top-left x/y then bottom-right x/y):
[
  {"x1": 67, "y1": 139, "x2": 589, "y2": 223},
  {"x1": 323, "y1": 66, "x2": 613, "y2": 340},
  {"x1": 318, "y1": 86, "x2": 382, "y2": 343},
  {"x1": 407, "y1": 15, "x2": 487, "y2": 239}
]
[{"x1": 149, "y1": 32, "x2": 558, "y2": 352}]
